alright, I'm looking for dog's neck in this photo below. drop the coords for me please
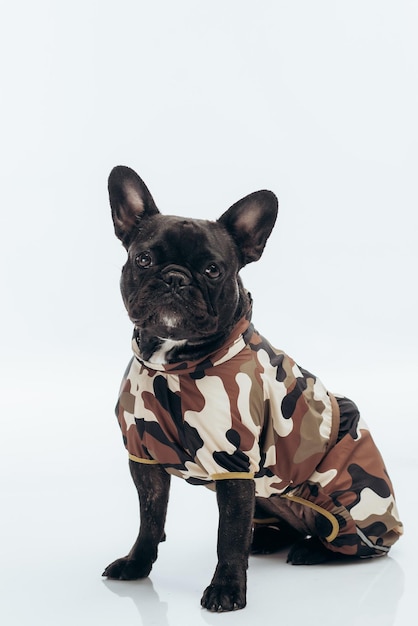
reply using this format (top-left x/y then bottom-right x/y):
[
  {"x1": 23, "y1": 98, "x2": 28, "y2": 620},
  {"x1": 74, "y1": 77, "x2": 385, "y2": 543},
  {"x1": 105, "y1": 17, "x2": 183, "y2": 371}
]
[
  {"x1": 134, "y1": 326, "x2": 238, "y2": 365},
  {"x1": 134, "y1": 292, "x2": 253, "y2": 365}
]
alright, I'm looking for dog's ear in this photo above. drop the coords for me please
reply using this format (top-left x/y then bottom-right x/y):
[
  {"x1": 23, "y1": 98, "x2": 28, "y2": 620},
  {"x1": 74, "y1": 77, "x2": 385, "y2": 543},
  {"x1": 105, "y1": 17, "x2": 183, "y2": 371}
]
[
  {"x1": 218, "y1": 190, "x2": 278, "y2": 266},
  {"x1": 108, "y1": 166, "x2": 159, "y2": 248}
]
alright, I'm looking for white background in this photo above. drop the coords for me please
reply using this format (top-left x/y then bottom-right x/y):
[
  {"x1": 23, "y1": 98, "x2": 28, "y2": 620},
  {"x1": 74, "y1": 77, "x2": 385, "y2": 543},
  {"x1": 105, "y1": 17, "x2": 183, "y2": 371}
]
[{"x1": 0, "y1": 1, "x2": 416, "y2": 624}]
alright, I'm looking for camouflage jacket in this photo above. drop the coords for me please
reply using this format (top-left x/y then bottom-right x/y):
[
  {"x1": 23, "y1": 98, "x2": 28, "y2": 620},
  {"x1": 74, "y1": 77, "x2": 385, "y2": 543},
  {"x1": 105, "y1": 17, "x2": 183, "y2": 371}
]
[
  {"x1": 116, "y1": 315, "x2": 403, "y2": 557},
  {"x1": 116, "y1": 316, "x2": 341, "y2": 497}
]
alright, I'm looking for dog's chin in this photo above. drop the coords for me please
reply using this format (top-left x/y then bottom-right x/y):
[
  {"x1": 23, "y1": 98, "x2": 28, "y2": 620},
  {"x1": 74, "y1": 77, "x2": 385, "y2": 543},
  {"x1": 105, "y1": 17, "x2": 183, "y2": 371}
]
[{"x1": 131, "y1": 309, "x2": 219, "y2": 341}]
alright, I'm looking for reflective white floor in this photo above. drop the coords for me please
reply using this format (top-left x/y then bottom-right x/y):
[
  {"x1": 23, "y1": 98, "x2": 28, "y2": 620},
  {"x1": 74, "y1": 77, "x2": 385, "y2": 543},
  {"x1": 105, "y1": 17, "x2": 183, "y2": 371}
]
[{"x1": 0, "y1": 362, "x2": 414, "y2": 625}]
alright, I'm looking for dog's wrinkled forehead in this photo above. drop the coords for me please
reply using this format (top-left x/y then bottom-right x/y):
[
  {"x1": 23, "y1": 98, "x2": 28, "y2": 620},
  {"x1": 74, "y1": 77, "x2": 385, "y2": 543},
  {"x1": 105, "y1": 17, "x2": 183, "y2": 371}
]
[{"x1": 130, "y1": 214, "x2": 232, "y2": 265}]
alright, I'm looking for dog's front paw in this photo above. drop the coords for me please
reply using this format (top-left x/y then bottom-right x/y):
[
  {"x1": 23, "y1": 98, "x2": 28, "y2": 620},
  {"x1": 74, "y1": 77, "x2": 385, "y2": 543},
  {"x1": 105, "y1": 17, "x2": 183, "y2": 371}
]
[
  {"x1": 102, "y1": 556, "x2": 153, "y2": 580},
  {"x1": 201, "y1": 582, "x2": 246, "y2": 612}
]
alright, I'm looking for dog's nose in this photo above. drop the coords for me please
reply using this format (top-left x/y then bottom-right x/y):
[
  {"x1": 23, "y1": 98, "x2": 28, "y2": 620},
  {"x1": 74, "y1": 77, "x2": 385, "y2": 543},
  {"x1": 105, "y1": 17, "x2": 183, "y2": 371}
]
[{"x1": 162, "y1": 265, "x2": 192, "y2": 288}]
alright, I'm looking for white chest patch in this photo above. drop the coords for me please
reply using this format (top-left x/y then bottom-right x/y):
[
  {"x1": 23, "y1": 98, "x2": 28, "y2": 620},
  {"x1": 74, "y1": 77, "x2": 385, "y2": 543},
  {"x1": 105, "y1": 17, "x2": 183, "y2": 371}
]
[{"x1": 151, "y1": 338, "x2": 187, "y2": 365}]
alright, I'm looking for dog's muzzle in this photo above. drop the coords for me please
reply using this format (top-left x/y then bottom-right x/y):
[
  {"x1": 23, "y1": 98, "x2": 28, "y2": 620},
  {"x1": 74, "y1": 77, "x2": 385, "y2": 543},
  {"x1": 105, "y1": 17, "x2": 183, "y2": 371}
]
[{"x1": 161, "y1": 265, "x2": 192, "y2": 290}]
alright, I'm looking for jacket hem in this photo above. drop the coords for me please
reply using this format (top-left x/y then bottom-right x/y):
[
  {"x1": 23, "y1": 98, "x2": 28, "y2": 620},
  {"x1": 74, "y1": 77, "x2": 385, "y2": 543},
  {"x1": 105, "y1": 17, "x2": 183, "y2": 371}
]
[
  {"x1": 211, "y1": 472, "x2": 255, "y2": 480},
  {"x1": 281, "y1": 492, "x2": 340, "y2": 542},
  {"x1": 128, "y1": 453, "x2": 160, "y2": 464}
]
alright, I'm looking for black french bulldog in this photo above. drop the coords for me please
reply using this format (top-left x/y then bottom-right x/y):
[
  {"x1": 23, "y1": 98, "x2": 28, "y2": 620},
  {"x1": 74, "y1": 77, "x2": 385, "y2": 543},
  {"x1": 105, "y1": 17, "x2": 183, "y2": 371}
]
[{"x1": 103, "y1": 166, "x2": 401, "y2": 611}]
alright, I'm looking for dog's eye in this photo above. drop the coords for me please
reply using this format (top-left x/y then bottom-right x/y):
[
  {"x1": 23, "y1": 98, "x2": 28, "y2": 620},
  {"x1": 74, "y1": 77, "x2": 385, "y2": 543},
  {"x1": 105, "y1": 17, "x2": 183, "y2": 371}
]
[
  {"x1": 135, "y1": 252, "x2": 153, "y2": 268},
  {"x1": 205, "y1": 263, "x2": 221, "y2": 279}
]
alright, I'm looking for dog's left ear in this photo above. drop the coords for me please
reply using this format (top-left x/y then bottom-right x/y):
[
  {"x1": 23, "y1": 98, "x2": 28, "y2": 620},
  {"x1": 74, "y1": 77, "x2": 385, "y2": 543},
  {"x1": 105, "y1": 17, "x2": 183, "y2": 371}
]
[
  {"x1": 108, "y1": 166, "x2": 159, "y2": 248},
  {"x1": 218, "y1": 190, "x2": 278, "y2": 266}
]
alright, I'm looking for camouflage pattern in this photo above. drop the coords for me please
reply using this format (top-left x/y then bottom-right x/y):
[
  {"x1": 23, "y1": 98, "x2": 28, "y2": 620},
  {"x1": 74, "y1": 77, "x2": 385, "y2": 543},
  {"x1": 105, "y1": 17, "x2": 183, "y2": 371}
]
[{"x1": 116, "y1": 316, "x2": 403, "y2": 558}]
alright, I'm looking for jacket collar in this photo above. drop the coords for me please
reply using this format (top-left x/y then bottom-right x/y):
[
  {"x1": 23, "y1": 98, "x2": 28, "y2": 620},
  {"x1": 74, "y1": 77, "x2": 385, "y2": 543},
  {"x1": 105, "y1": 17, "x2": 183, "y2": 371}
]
[{"x1": 133, "y1": 316, "x2": 253, "y2": 374}]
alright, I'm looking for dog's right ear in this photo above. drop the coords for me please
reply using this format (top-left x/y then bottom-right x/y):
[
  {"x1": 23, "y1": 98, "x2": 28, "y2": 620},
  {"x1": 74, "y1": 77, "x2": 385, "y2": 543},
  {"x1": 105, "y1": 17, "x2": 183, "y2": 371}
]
[{"x1": 108, "y1": 166, "x2": 159, "y2": 248}]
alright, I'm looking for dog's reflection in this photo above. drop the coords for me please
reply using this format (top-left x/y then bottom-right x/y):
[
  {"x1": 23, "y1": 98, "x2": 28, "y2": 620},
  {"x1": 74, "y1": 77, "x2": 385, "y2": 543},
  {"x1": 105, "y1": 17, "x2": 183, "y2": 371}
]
[
  {"x1": 103, "y1": 578, "x2": 169, "y2": 626},
  {"x1": 103, "y1": 556, "x2": 404, "y2": 625}
]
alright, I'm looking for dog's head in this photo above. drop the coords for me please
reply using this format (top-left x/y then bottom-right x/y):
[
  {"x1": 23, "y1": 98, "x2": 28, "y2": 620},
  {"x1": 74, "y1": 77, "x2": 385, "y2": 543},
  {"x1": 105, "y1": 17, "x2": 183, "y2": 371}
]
[{"x1": 109, "y1": 166, "x2": 278, "y2": 361}]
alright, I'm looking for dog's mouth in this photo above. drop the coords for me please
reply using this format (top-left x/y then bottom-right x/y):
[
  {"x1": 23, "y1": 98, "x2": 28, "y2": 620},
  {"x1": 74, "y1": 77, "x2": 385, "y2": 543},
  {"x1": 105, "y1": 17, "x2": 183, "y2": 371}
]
[{"x1": 126, "y1": 283, "x2": 219, "y2": 339}]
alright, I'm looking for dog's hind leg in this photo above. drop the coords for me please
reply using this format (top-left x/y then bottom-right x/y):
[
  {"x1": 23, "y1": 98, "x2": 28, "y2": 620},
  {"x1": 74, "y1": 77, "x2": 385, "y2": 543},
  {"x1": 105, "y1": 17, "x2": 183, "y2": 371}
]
[
  {"x1": 250, "y1": 498, "x2": 307, "y2": 554},
  {"x1": 103, "y1": 460, "x2": 170, "y2": 580},
  {"x1": 251, "y1": 519, "x2": 305, "y2": 554}
]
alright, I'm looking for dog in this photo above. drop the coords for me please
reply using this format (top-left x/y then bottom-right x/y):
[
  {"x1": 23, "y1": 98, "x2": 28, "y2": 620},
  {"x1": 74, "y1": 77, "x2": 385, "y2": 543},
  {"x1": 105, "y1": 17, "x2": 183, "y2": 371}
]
[{"x1": 103, "y1": 165, "x2": 403, "y2": 612}]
